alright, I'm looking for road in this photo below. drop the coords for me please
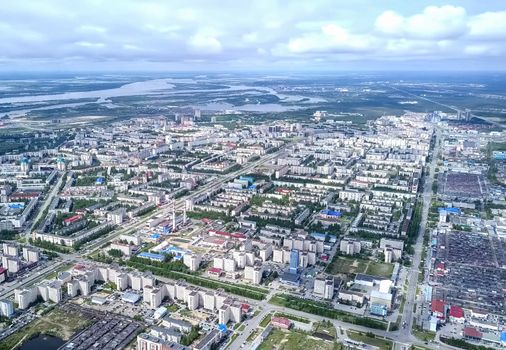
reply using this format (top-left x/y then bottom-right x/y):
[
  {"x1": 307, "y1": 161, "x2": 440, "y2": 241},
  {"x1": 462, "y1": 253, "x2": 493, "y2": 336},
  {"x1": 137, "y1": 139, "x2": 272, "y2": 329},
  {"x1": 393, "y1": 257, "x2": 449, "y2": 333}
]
[
  {"x1": 1, "y1": 145, "x2": 288, "y2": 300},
  {"x1": 227, "y1": 296, "x2": 455, "y2": 350},
  {"x1": 25, "y1": 171, "x2": 65, "y2": 236},
  {"x1": 399, "y1": 127, "x2": 441, "y2": 342}
]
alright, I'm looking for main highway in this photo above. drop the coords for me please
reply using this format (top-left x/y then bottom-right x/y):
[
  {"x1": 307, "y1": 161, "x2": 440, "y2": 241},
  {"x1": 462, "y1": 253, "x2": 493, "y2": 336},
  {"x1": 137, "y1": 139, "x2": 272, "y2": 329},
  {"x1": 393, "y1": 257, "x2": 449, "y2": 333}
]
[{"x1": 399, "y1": 127, "x2": 441, "y2": 344}]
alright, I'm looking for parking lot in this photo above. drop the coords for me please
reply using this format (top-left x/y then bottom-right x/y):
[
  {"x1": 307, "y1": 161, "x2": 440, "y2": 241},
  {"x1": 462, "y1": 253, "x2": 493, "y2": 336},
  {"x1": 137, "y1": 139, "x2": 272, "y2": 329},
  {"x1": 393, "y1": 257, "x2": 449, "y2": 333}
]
[{"x1": 77, "y1": 291, "x2": 153, "y2": 320}]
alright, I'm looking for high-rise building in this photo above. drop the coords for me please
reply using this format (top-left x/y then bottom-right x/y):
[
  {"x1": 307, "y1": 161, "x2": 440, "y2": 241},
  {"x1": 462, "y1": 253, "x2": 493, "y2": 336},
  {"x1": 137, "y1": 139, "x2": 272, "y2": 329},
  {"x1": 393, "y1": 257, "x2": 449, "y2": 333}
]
[
  {"x1": 289, "y1": 249, "x2": 299, "y2": 274},
  {"x1": 0, "y1": 299, "x2": 14, "y2": 317}
]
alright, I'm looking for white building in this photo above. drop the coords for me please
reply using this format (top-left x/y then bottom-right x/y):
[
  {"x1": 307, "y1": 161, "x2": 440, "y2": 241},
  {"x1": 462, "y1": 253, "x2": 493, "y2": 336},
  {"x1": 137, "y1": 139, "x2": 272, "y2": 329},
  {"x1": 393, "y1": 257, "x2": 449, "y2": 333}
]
[
  {"x1": 314, "y1": 275, "x2": 334, "y2": 300},
  {"x1": 339, "y1": 239, "x2": 361, "y2": 255},
  {"x1": 244, "y1": 265, "x2": 263, "y2": 285},
  {"x1": 183, "y1": 253, "x2": 201, "y2": 272},
  {"x1": 22, "y1": 247, "x2": 40, "y2": 263},
  {"x1": 2, "y1": 256, "x2": 21, "y2": 274},
  {"x1": 0, "y1": 299, "x2": 14, "y2": 317},
  {"x1": 143, "y1": 286, "x2": 162, "y2": 308},
  {"x1": 2, "y1": 243, "x2": 18, "y2": 257}
]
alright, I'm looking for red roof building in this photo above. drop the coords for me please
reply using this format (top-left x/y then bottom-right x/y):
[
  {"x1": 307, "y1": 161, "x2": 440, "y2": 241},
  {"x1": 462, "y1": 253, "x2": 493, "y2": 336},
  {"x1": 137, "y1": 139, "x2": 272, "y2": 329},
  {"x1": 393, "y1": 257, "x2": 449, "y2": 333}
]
[
  {"x1": 240, "y1": 303, "x2": 250, "y2": 313},
  {"x1": 271, "y1": 316, "x2": 292, "y2": 329},
  {"x1": 435, "y1": 262, "x2": 446, "y2": 277},
  {"x1": 10, "y1": 191, "x2": 40, "y2": 200},
  {"x1": 275, "y1": 188, "x2": 294, "y2": 194},
  {"x1": 449, "y1": 305, "x2": 465, "y2": 323},
  {"x1": 431, "y1": 299, "x2": 446, "y2": 319},
  {"x1": 208, "y1": 267, "x2": 223, "y2": 276},
  {"x1": 463, "y1": 327, "x2": 482, "y2": 340},
  {"x1": 64, "y1": 214, "x2": 83, "y2": 225},
  {"x1": 208, "y1": 229, "x2": 246, "y2": 241}
]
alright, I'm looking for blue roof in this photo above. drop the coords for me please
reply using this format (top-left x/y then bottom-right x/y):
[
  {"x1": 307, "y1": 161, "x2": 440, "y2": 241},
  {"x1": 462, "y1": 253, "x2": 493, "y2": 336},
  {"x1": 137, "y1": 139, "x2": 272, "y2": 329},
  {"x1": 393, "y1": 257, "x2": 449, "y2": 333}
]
[
  {"x1": 161, "y1": 245, "x2": 188, "y2": 260},
  {"x1": 501, "y1": 331, "x2": 506, "y2": 342},
  {"x1": 240, "y1": 176, "x2": 254, "y2": 184},
  {"x1": 438, "y1": 207, "x2": 460, "y2": 214},
  {"x1": 96, "y1": 177, "x2": 105, "y2": 184},
  {"x1": 8, "y1": 203, "x2": 24, "y2": 209},
  {"x1": 311, "y1": 232, "x2": 327, "y2": 240},
  {"x1": 218, "y1": 324, "x2": 228, "y2": 333},
  {"x1": 320, "y1": 209, "x2": 342, "y2": 217},
  {"x1": 138, "y1": 252, "x2": 165, "y2": 261},
  {"x1": 150, "y1": 233, "x2": 161, "y2": 239}
]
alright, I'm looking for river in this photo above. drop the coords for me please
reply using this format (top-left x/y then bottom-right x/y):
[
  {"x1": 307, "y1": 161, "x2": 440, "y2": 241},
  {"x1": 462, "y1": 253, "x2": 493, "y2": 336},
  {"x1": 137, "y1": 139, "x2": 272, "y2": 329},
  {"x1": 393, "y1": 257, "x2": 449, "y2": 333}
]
[{"x1": 20, "y1": 334, "x2": 65, "y2": 350}]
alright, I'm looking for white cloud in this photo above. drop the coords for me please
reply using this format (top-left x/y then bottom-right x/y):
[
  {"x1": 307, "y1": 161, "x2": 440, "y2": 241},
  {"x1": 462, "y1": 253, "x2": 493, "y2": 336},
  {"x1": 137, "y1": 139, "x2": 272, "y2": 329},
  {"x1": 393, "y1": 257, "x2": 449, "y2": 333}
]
[
  {"x1": 468, "y1": 11, "x2": 506, "y2": 38},
  {"x1": 374, "y1": 10, "x2": 404, "y2": 35},
  {"x1": 0, "y1": 1, "x2": 505, "y2": 70},
  {"x1": 464, "y1": 44, "x2": 504, "y2": 56},
  {"x1": 285, "y1": 24, "x2": 375, "y2": 54},
  {"x1": 75, "y1": 41, "x2": 105, "y2": 48},
  {"x1": 188, "y1": 33, "x2": 222, "y2": 54},
  {"x1": 375, "y1": 5, "x2": 468, "y2": 40},
  {"x1": 78, "y1": 25, "x2": 107, "y2": 34}
]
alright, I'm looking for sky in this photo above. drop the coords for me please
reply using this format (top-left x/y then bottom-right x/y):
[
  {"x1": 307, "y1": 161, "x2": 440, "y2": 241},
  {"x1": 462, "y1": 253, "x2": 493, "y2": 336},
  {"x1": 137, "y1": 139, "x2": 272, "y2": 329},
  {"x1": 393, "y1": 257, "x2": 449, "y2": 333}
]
[{"x1": 1, "y1": 0, "x2": 506, "y2": 72}]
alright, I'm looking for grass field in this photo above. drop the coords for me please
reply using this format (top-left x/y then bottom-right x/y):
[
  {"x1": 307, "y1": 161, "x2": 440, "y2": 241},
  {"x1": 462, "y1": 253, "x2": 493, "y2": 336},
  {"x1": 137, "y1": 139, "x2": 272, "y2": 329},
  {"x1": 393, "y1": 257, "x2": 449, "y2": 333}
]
[
  {"x1": 346, "y1": 330, "x2": 392, "y2": 350},
  {"x1": 313, "y1": 321, "x2": 337, "y2": 339},
  {"x1": 0, "y1": 307, "x2": 92, "y2": 350},
  {"x1": 326, "y1": 256, "x2": 394, "y2": 278},
  {"x1": 413, "y1": 327, "x2": 436, "y2": 342},
  {"x1": 247, "y1": 329, "x2": 261, "y2": 342},
  {"x1": 166, "y1": 304, "x2": 180, "y2": 312},
  {"x1": 258, "y1": 329, "x2": 341, "y2": 350},
  {"x1": 365, "y1": 262, "x2": 394, "y2": 278},
  {"x1": 326, "y1": 256, "x2": 368, "y2": 275},
  {"x1": 260, "y1": 313, "x2": 273, "y2": 328},
  {"x1": 274, "y1": 312, "x2": 311, "y2": 324}
]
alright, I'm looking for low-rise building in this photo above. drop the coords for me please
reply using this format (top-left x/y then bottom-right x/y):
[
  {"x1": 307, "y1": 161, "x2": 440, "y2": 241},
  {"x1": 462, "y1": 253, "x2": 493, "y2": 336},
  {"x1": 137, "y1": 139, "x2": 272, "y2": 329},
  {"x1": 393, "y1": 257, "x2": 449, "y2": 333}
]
[{"x1": 271, "y1": 316, "x2": 292, "y2": 329}]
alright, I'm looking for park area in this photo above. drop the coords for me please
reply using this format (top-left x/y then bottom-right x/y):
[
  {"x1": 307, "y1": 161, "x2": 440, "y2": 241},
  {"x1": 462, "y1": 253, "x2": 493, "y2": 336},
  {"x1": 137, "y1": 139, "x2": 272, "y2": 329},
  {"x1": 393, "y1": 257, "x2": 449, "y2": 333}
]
[
  {"x1": 346, "y1": 330, "x2": 392, "y2": 350},
  {"x1": 258, "y1": 328, "x2": 341, "y2": 350},
  {"x1": 326, "y1": 256, "x2": 394, "y2": 278},
  {"x1": 0, "y1": 307, "x2": 92, "y2": 350}
]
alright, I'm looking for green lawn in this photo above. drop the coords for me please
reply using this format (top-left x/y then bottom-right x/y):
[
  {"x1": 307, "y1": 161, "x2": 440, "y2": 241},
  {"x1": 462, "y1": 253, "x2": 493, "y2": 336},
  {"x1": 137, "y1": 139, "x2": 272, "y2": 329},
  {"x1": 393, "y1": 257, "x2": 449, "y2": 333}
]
[
  {"x1": 274, "y1": 312, "x2": 311, "y2": 324},
  {"x1": 166, "y1": 304, "x2": 180, "y2": 312},
  {"x1": 327, "y1": 256, "x2": 394, "y2": 278},
  {"x1": 260, "y1": 313, "x2": 273, "y2": 328},
  {"x1": 326, "y1": 256, "x2": 368, "y2": 275},
  {"x1": 346, "y1": 331, "x2": 392, "y2": 350},
  {"x1": 413, "y1": 327, "x2": 436, "y2": 342},
  {"x1": 258, "y1": 329, "x2": 341, "y2": 350},
  {"x1": 365, "y1": 262, "x2": 394, "y2": 278},
  {"x1": 313, "y1": 321, "x2": 337, "y2": 339},
  {"x1": 247, "y1": 329, "x2": 261, "y2": 342}
]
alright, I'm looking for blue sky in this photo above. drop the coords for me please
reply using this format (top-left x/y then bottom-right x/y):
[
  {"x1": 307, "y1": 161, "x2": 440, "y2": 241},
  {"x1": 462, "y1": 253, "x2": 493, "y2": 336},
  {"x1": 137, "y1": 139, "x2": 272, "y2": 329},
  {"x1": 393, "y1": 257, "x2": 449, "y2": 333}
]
[{"x1": 1, "y1": 0, "x2": 506, "y2": 71}]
